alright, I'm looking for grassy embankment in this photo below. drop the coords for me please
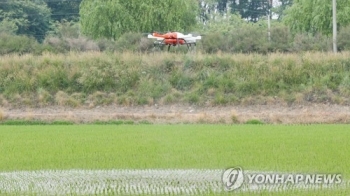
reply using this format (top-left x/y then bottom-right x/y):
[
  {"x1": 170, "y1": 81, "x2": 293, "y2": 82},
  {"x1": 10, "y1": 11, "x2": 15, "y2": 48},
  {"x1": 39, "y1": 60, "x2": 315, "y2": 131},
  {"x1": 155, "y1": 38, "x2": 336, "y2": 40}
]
[{"x1": 0, "y1": 52, "x2": 350, "y2": 107}]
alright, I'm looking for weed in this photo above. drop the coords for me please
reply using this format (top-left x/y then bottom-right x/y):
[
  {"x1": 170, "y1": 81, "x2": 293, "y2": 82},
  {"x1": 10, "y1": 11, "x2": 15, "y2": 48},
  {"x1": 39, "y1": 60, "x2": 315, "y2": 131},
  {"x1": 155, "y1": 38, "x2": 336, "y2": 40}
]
[
  {"x1": 231, "y1": 110, "x2": 240, "y2": 124},
  {"x1": 0, "y1": 120, "x2": 48, "y2": 125},
  {"x1": 123, "y1": 120, "x2": 135, "y2": 125},
  {"x1": 245, "y1": 119, "x2": 264, "y2": 125},
  {"x1": 92, "y1": 120, "x2": 125, "y2": 125},
  {"x1": 138, "y1": 120, "x2": 152, "y2": 124},
  {"x1": 0, "y1": 109, "x2": 4, "y2": 121},
  {"x1": 51, "y1": 121, "x2": 74, "y2": 125}
]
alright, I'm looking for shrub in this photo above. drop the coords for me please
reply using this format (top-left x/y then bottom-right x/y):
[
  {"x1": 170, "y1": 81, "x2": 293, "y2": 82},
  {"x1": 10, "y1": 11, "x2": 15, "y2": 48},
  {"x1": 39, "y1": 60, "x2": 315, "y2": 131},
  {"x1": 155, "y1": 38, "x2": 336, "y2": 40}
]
[
  {"x1": 115, "y1": 32, "x2": 143, "y2": 52},
  {"x1": 202, "y1": 24, "x2": 270, "y2": 53},
  {"x1": 43, "y1": 37, "x2": 70, "y2": 53},
  {"x1": 138, "y1": 37, "x2": 154, "y2": 52},
  {"x1": 44, "y1": 36, "x2": 100, "y2": 53},
  {"x1": 291, "y1": 33, "x2": 332, "y2": 52},
  {"x1": 338, "y1": 25, "x2": 350, "y2": 51},
  {"x1": 0, "y1": 33, "x2": 41, "y2": 54},
  {"x1": 228, "y1": 24, "x2": 269, "y2": 53},
  {"x1": 65, "y1": 37, "x2": 99, "y2": 52},
  {"x1": 201, "y1": 33, "x2": 227, "y2": 53},
  {"x1": 97, "y1": 39, "x2": 118, "y2": 52},
  {"x1": 269, "y1": 25, "x2": 292, "y2": 52}
]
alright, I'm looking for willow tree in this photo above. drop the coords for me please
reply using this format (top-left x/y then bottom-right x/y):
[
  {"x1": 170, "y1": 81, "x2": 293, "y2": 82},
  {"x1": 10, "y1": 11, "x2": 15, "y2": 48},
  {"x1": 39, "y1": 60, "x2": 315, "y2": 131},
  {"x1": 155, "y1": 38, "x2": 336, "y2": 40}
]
[
  {"x1": 283, "y1": 0, "x2": 350, "y2": 35},
  {"x1": 80, "y1": 0, "x2": 198, "y2": 40}
]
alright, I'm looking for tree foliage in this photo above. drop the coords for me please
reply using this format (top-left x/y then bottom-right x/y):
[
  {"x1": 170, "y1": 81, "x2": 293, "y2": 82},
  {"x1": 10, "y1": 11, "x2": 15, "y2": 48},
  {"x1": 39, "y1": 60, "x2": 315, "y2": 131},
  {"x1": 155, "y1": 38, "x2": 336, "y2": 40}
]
[
  {"x1": 80, "y1": 0, "x2": 199, "y2": 40},
  {"x1": 231, "y1": 0, "x2": 270, "y2": 22},
  {"x1": 284, "y1": 0, "x2": 350, "y2": 35},
  {"x1": 273, "y1": 0, "x2": 293, "y2": 20},
  {"x1": 44, "y1": 0, "x2": 82, "y2": 22},
  {"x1": 0, "y1": 0, "x2": 51, "y2": 42},
  {"x1": 200, "y1": 0, "x2": 272, "y2": 23}
]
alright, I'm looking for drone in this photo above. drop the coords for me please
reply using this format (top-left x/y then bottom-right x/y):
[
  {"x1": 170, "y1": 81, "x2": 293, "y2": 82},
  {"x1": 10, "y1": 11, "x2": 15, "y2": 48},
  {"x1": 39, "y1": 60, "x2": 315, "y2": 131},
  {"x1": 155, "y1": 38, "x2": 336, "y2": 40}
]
[{"x1": 147, "y1": 32, "x2": 201, "y2": 51}]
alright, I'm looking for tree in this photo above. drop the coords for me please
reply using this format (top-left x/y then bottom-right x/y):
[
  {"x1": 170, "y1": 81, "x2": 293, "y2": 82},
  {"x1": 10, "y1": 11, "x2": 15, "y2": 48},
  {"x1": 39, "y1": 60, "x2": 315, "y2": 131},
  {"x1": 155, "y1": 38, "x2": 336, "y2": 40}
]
[
  {"x1": 284, "y1": 0, "x2": 350, "y2": 35},
  {"x1": 80, "y1": 0, "x2": 199, "y2": 40},
  {"x1": 0, "y1": 0, "x2": 51, "y2": 42},
  {"x1": 230, "y1": 0, "x2": 270, "y2": 22},
  {"x1": 44, "y1": 0, "x2": 82, "y2": 22},
  {"x1": 217, "y1": 0, "x2": 229, "y2": 13},
  {"x1": 273, "y1": 0, "x2": 293, "y2": 20}
]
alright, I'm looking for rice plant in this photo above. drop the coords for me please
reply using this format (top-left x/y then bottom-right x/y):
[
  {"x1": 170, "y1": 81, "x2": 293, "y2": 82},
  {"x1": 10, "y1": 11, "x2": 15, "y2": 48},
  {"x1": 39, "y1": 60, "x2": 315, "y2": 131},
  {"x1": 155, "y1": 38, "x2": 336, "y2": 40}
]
[{"x1": 0, "y1": 169, "x2": 347, "y2": 195}]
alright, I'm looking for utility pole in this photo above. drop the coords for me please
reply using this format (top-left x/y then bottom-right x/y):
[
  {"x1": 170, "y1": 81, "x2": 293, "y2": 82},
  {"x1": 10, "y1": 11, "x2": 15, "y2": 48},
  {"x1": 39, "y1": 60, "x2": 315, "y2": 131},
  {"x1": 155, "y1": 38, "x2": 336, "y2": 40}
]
[
  {"x1": 333, "y1": 0, "x2": 337, "y2": 53},
  {"x1": 267, "y1": 0, "x2": 272, "y2": 42}
]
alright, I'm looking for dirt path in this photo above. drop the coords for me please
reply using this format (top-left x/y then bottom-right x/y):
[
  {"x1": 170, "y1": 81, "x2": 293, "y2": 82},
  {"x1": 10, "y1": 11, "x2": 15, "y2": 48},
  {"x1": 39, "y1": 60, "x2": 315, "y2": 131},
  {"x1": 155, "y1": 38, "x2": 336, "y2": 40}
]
[{"x1": 1, "y1": 104, "x2": 350, "y2": 124}]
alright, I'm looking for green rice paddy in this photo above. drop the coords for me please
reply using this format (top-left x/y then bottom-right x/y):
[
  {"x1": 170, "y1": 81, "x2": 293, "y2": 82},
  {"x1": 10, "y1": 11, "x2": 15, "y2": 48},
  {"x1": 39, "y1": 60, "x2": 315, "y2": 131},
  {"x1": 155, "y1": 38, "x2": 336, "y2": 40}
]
[{"x1": 0, "y1": 124, "x2": 349, "y2": 195}]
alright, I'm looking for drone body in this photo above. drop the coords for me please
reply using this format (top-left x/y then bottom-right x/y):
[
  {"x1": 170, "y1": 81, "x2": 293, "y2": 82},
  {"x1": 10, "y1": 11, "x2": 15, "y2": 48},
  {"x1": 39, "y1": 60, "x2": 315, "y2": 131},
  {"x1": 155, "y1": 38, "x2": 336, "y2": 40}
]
[{"x1": 148, "y1": 32, "x2": 201, "y2": 51}]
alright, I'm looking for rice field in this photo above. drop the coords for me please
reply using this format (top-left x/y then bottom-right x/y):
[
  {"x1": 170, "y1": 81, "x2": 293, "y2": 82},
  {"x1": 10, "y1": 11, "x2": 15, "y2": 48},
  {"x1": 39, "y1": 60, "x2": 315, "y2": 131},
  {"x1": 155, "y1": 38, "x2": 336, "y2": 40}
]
[{"x1": 0, "y1": 124, "x2": 349, "y2": 195}]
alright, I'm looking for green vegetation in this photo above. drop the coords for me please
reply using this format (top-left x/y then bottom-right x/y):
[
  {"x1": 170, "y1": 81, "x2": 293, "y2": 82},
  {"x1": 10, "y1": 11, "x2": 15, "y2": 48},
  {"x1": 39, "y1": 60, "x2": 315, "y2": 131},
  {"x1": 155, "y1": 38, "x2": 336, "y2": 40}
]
[
  {"x1": 284, "y1": 0, "x2": 350, "y2": 35},
  {"x1": 244, "y1": 119, "x2": 264, "y2": 125},
  {"x1": 0, "y1": 0, "x2": 51, "y2": 42},
  {"x1": 0, "y1": 124, "x2": 349, "y2": 173},
  {"x1": 0, "y1": 124, "x2": 349, "y2": 195},
  {"x1": 0, "y1": 52, "x2": 350, "y2": 107},
  {"x1": 1, "y1": 1, "x2": 350, "y2": 54},
  {"x1": 0, "y1": 120, "x2": 73, "y2": 125},
  {"x1": 0, "y1": 119, "x2": 150, "y2": 125},
  {"x1": 80, "y1": 0, "x2": 198, "y2": 40}
]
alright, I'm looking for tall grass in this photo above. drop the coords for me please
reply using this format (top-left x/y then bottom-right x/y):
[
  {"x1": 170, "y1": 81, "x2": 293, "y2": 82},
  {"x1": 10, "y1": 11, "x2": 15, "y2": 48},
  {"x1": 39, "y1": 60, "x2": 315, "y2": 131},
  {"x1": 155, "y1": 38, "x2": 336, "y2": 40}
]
[{"x1": 0, "y1": 52, "x2": 350, "y2": 106}]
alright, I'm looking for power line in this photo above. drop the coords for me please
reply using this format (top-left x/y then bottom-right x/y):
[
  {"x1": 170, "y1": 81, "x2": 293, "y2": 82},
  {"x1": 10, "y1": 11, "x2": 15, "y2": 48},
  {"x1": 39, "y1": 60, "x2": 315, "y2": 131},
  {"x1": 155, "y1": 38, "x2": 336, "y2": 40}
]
[
  {"x1": 0, "y1": 0, "x2": 81, "y2": 4},
  {"x1": 3, "y1": 12, "x2": 80, "y2": 17}
]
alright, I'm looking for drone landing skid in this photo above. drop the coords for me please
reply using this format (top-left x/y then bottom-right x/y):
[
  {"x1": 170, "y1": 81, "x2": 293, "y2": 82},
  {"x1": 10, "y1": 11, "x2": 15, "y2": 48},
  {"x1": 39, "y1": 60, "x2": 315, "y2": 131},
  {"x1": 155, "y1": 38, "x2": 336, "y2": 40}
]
[{"x1": 153, "y1": 40, "x2": 196, "y2": 52}]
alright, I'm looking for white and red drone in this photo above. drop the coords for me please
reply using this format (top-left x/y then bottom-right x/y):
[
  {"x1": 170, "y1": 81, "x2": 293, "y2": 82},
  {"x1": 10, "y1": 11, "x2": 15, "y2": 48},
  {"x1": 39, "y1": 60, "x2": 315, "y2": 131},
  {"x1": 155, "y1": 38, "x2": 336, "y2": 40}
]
[{"x1": 147, "y1": 32, "x2": 202, "y2": 51}]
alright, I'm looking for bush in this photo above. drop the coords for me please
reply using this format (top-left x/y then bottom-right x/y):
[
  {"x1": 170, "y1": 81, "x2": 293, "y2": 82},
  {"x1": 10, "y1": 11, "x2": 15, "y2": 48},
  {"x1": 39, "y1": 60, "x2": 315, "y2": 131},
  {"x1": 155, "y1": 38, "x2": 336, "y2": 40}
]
[
  {"x1": 269, "y1": 25, "x2": 292, "y2": 52},
  {"x1": 202, "y1": 24, "x2": 270, "y2": 53},
  {"x1": 44, "y1": 36, "x2": 100, "y2": 53},
  {"x1": 43, "y1": 37, "x2": 70, "y2": 53},
  {"x1": 201, "y1": 33, "x2": 228, "y2": 53},
  {"x1": 95, "y1": 33, "x2": 152, "y2": 52},
  {"x1": 97, "y1": 39, "x2": 118, "y2": 52},
  {"x1": 228, "y1": 24, "x2": 269, "y2": 53},
  {"x1": 291, "y1": 33, "x2": 332, "y2": 52},
  {"x1": 338, "y1": 25, "x2": 350, "y2": 51},
  {"x1": 0, "y1": 33, "x2": 42, "y2": 55},
  {"x1": 65, "y1": 37, "x2": 99, "y2": 52},
  {"x1": 115, "y1": 32, "x2": 143, "y2": 52},
  {"x1": 43, "y1": 21, "x2": 99, "y2": 53}
]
